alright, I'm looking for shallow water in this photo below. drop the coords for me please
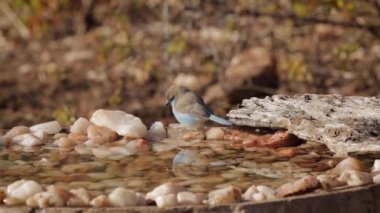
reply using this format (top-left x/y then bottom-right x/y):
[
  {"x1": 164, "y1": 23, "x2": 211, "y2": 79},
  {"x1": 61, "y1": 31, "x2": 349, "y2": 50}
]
[{"x1": 0, "y1": 131, "x2": 347, "y2": 198}]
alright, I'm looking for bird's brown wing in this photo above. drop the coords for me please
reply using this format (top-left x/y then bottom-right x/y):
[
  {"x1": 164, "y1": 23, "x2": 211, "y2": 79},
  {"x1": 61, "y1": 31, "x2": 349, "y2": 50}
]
[{"x1": 174, "y1": 92, "x2": 211, "y2": 119}]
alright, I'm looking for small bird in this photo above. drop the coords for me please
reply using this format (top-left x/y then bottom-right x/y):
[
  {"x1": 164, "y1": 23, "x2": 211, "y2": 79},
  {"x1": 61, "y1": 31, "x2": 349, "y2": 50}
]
[{"x1": 165, "y1": 85, "x2": 232, "y2": 128}]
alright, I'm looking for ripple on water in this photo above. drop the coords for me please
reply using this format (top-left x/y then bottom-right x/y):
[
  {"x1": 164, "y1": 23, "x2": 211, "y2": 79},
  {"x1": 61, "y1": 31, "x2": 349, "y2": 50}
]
[{"x1": 0, "y1": 135, "x2": 356, "y2": 198}]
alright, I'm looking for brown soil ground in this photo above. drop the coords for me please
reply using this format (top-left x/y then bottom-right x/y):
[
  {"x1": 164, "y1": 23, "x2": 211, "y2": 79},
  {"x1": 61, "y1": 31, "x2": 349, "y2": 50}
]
[{"x1": 0, "y1": 0, "x2": 379, "y2": 128}]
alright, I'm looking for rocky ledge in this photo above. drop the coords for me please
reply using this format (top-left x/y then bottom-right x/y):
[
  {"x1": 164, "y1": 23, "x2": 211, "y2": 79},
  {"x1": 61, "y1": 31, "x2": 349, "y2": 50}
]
[{"x1": 227, "y1": 94, "x2": 380, "y2": 156}]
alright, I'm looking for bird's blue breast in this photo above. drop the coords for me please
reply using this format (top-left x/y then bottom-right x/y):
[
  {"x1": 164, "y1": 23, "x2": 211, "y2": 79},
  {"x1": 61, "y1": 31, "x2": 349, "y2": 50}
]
[
  {"x1": 172, "y1": 109, "x2": 202, "y2": 127},
  {"x1": 169, "y1": 99, "x2": 202, "y2": 127}
]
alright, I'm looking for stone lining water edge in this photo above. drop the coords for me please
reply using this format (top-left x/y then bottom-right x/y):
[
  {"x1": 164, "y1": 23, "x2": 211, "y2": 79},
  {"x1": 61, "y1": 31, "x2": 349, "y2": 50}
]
[{"x1": 0, "y1": 109, "x2": 379, "y2": 208}]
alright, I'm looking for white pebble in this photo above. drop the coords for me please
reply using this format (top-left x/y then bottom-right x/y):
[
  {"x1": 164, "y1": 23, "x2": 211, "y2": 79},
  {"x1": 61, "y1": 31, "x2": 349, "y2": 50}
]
[
  {"x1": 148, "y1": 121, "x2": 167, "y2": 142},
  {"x1": 30, "y1": 121, "x2": 62, "y2": 138},
  {"x1": 332, "y1": 157, "x2": 361, "y2": 175},
  {"x1": 56, "y1": 137, "x2": 76, "y2": 149},
  {"x1": 256, "y1": 185, "x2": 276, "y2": 200},
  {"x1": 372, "y1": 160, "x2": 380, "y2": 173},
  {"x1": 70, "y1": 117, "x2": 90, "y2": 134},
  {"x1": 48, "y1": 185, "x2": 72, "y2": 206},
  {"x1": 206, "y1": 127, "x2": 225, "y2": 140},
  {"x1": 4, "y1": 126, "x2": 30, "y2": 139},
  {"x1": 66, "y1": 188, "x2": 90, "y2": 207},
  {"x1": 108, "y1": 187, "x2": 140, "y2": 207},
  {"x1": 90, "y1": 195, "x2": 109, "y2": 207},
  {"x1": 208, "y1": 186, "x2": 242, "y2": 205},
  {"x1": 337, "y1": 170, "x2": 373, "y2": 186},
  {"x1": 12, "y1": 133, "x2": 43, "y2": 146},
  {"x1": 6, "y1": 180, "x2": 43, "y2": 202},
  {"x1": 87, "y1": 124, "x2": 117, "y2": 144},
  {"x1": 243, "y1": 185, "x2": 276, "y2": 201},
  {"x1": 26, "y1": 192, "x2": 51, "y2": 208},
  {"x1": 317, "y1": 174, "x2": 344, "y2": 189},
  {"x1": 124, "y1": 139, "x2": 150, "y2": 154},
  {"x1": 252, "y1": 192, "x2": 265, "y2": 201},
  {"x1": 156, "y1": 193, "x2": 178, "y2": 208},
  {"x1": 146, "y1": 182, "x2": 186, "y2": 201},
  {"x1": 4, "y1": 196, "x2": 24, "y2": 205},
  {"x1": 90, "y1": 109, "x2": 147, "y2": 138},
  {"x1": 243, "y1": 185, "x2": 258, "y2": 200},
  {"x1": 177, "y1": 191, "x2": 204, "y2": 205},
  {"x1": 373, "y1": 174, "x2": 380, "y2": 184},
  {"x1": 27, "y1": 185, "x2": 72, "y2": 208},
  {"x1": 276, "y1": 176, "x2": 319, "y2": 198}
]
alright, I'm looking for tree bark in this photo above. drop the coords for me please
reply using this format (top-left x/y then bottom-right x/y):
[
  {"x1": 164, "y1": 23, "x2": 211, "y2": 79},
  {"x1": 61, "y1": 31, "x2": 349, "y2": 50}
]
[{"x1": 227, "y1": 94, "x2": 380, "y2": 156}]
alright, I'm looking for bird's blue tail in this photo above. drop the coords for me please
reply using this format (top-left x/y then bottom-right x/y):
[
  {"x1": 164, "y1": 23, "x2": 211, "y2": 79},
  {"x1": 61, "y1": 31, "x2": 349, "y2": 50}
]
[{"x1": 209, "y1": 114, "x2": 232, "y2": 125}]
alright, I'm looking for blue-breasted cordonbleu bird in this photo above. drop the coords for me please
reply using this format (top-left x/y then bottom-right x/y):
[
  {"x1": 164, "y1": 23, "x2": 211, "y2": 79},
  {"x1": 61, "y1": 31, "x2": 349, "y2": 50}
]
[{"x1": 165, "y1": 85, "x2": 232, "y2": 128}]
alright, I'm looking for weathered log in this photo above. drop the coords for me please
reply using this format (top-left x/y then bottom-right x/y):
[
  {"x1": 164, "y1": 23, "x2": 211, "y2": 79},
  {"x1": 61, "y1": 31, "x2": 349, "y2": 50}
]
[{"x1": 227, "y1": 94, "x2": 380, "y2": 155}]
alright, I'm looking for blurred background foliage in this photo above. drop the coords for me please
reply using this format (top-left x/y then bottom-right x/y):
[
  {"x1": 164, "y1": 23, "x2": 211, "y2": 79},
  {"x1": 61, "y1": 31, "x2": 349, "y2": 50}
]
[{"x1": 0, "y1": 0, "x2": 379, "y2": 128}]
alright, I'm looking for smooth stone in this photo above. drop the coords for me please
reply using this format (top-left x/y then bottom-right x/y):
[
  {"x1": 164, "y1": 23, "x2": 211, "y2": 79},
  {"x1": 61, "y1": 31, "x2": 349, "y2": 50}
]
[
  {"x1": 276, "y1": 176, "x2": 320, "y2": 198},
  {"x1": 4, "y1": 126, "x2": 30, "y2": 139},
  {"x1": 12, "y1": 133, "x2": 43, "y2": 146},
  {"x1": 87, "y1": 124, "x2": 117, "y2": 144},
  {"x1": 208, "y1": 186, "x2": 242, "y2": 205},
  {"x1": 26, "y1": 185, "x2": 72, "y2": 208},
  {"x1": 337, "y1": 170, "x2": 373, "y2": 186},
  {"x1": 331, "y1": 157, "x2": 362, "y2": 175},
  {"x1": 155, "y1": 193, "x2": 178, "y2": 208},
  {"x1": 90, "y1": 195, "x2": 109, "y2": 207},
  {"x1": 68, "y1": 133, "x2": 88, "y2": 142},
  {"x1": 148, "y1": 121, "x2": 167, "y2": 142},
  {"x1": 316, "y1": 174, "x2": 345, "y2": 190},
  {"x1": 206, "y1": 127, "x2": 225, "y2": 140},
  {"x1": 108, "y1": 187, "x2": 142, "y2": 207},
  {"x1": 177, "y1": 191, "x2": 205, "y2": 205},
  {"x1": 124, "y1": 139, "x2": 150, "y2": 154},
  {"x1": 243, "y1": 185, "x2": 276, "y2": 201},
  {"x1": 372, "y1": 159, "x2": 380, "y2": 172},
  {"x1": 374, "y1": 174, "x2": 380, "y2": 184},
  {"x1": 66, "y1": 188, "x2": 91, "y2": 207},
  {"x1": 70, "y1": 117, "x2": 91, "y2": 134},
  {"x1": 4, "y1": 197, "x2": 24, "y2": 205},
  {"x1": 30, "y1": 121, "x2": 62, "y2": 138},
  {"x1": 90, "y1": 109, "x2": 147, "y2": 138},
  {"x1": 55, "y1": 137, "x2": 76, "y2": 149},
  {"x1": 146, "y1": 182, "x2": 186, "y2": 201},
  {"x1": 6, "y1": 180, "x2": 43, "y2": 202}
]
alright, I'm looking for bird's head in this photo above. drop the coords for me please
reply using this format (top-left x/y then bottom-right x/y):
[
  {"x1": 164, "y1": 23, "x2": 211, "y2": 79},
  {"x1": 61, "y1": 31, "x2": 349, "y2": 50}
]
[{"x1": 165, "y1": 85, "x2": 189, "y2": 106}]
